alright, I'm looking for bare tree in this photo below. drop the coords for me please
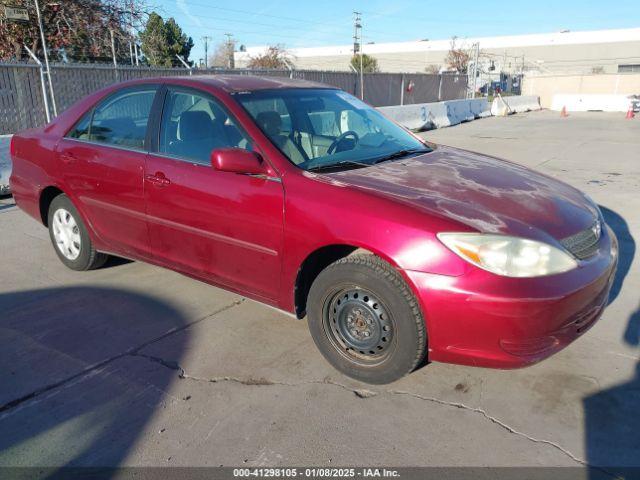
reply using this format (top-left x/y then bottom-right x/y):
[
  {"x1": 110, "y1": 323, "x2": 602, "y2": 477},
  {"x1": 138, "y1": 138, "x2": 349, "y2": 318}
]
[
  {"x1": 0, "y1": 0, "x2": 152, "y2": 62},
  {"x1": 445, "y1": 37, "x2": 470, "y2": 73},
  {"x1": 208, "y1": 39, "x2": 236, "y2": 68},
  {"x1": 246, "y1": 45, "x2": 292, "y2": 69},
  {"x1": 424, "y1": 64, "x2": 441, "y2": 74}
]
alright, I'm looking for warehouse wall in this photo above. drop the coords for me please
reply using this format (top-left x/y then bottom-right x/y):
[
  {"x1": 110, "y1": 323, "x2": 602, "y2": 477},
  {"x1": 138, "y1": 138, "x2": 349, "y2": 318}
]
[{"x1": 522, "y1": 73, "x2": 640, "y2": 108}]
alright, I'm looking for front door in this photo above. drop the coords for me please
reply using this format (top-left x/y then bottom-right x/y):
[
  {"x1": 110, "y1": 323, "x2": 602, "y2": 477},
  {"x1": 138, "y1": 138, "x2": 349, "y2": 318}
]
[{"x1": 144, "y1": 86, "x2": 284, "y2": 300}]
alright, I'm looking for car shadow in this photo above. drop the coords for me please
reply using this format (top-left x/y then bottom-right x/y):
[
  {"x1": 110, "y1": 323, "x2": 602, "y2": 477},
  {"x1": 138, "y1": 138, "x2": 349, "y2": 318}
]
[
  {"x1": 0, "y1": 286, "x2": 188, "y2": 472},
  {"x1": 600, "y1": 206, "x2": 635, "y2": 304},
  {"x1": 584, "y1": 207, "x2": 639, "y2": 477},
  {"x1": 102, "y1": 255, "x2": 133, "y2": 268}
]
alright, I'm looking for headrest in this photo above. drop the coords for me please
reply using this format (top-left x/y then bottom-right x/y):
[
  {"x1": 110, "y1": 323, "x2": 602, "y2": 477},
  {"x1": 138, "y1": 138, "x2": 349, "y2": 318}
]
[
  {"x1": 178, "y1": 111, "x2": 213, "y2": 141},
  {"x1": 256, "y1": 111, "x2": 282, "y2": 137}
]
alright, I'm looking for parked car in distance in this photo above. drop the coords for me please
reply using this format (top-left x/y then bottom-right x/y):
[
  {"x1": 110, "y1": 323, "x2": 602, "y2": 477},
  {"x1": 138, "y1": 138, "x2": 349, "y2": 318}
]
[
  {"x1": 10, "y1": 76, "x2": 618, "y2": 384},
  {"x1": 0, "y1": 135, "x2": 12, "y2": 195}
]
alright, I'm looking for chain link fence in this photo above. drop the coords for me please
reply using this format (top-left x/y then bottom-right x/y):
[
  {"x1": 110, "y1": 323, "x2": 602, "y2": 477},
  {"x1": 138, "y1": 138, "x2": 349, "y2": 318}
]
[{"x1": 0, "y1": 63, "x2": 467, "y2": 134}]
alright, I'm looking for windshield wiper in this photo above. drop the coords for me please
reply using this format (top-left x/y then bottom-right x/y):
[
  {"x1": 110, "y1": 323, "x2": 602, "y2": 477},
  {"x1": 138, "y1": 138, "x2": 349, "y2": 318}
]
[
  {"x1": 371, "y1": 148, "x2": 431, "y2": 165},
  {"x1": 307, "y1": 160, "x2": 370, "y2": 172}
]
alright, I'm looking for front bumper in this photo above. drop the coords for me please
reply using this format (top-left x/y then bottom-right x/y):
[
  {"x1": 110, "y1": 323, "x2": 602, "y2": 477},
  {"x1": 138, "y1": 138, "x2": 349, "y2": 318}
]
[{"x1": 405, "y1": 227, "x2": 618, "y2": 369}]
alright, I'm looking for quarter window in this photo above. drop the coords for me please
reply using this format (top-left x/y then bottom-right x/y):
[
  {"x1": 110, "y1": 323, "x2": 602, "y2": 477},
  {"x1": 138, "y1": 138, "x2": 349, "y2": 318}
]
[
  {"x1": 67, "y1": 110, "x2": 92, "y2": 140},
  {"x1": 159, "y1": 89, "x2": 251, "y2": 164}
]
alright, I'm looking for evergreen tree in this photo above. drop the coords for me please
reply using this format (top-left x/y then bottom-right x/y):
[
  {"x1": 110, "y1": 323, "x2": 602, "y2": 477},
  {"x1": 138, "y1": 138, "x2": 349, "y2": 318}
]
[{"x1": 140, "y1": 12, "x2": 193, "y2": 67}]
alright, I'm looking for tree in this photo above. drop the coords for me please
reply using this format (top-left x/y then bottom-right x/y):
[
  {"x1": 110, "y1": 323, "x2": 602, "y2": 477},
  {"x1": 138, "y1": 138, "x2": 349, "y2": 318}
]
[
  {"x1": 139, "y1": 12, "x2": 192, "y2": 67},
  {"x1": 246, "y1": 45, "x2": 291, "y2": 69},
  {"x1": 424, "y1": 64, "x2": 441, "y2": 74},
  {"x1": 350, "y1": 54, "x2": 379, "y2": 73},
  {"x1": 445, "y1": 37, "x2": 470, "y2": 73},
  {"x1": 0, "y1": 0, "x2": 148, "y2": 62},
  {"x1": 209, "y1": 39, "x2": 236, "y2": 68}
]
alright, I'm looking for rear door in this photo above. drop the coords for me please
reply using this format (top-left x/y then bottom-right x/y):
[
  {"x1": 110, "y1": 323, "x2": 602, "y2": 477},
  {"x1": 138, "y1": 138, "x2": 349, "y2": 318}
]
[
  {"x1": 144, "y1": 86, "x2": 284, "y2": 300},
  {"x1": 56, "y1": 85, "x2": 158, "y2": 258}
]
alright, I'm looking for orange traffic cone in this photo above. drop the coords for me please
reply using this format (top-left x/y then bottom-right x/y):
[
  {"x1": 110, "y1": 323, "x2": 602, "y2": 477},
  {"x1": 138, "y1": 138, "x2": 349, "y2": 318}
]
[
  {"x1": 560, "y1": 106, "x2": 569, "y2": 117},
  {"x1": 626, "y1": 105, "x2": 635, "y2": 119}
]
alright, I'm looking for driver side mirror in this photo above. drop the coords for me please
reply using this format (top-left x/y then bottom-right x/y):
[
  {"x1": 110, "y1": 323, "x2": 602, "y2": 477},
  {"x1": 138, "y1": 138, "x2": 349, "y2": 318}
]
[{"x1": 211, "y1": 148, "x2": 265, "y2": 175}]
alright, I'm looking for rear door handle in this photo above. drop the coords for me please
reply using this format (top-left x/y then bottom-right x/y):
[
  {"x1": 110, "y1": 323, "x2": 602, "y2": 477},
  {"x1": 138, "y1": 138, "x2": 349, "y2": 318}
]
[{"x1": 145, "y1": 173, "x2": 171, "y2": 187}]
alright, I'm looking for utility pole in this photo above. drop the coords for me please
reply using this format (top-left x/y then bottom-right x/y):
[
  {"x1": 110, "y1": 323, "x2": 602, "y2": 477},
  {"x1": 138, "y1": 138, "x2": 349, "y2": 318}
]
[
  {"x1": 34, "y1": 0, "x2": 57, "y2": 116},
  {"x1": 202, "y1": 36, "x2": 212, "y2": 69},
  {"x1": 471, "y1": 42, "x2": 479, "y2": 98},
  {"x1": 128, "y1": 0, "x2": 135, "y2": 65},
  {"x1": 110, "y1": 29, "x2": 119, "y2": 80},
  {"x1": 225, "y1": 33, "x2": 235, "y2": 69},
  {"x1": 353, "y1": 11, "x2": 364, "y2": 100}
]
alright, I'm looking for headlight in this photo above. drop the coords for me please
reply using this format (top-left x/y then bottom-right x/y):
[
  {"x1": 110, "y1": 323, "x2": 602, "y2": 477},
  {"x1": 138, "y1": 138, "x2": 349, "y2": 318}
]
[{"x1": 437, "y1": 233, "x2": 578, "y2": 277}]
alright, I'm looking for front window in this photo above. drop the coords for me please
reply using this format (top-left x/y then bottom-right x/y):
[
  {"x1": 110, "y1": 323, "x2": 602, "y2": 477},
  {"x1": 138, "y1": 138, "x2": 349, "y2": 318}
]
[
  {"x1": 236, "y1": 88, "x2": 431, "y2": 172},
  {"x1": 159, "y1": 88, "x2": 252, "y2": 165}
]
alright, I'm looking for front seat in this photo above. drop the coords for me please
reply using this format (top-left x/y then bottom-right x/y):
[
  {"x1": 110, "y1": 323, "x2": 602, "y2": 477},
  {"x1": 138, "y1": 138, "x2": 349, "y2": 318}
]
[
  {"x1": 171, "y1": 111, "x2": 228, "y2": 162},
  {"x1": 255, "y1": 111, "x2": 307, "y2": 165}
]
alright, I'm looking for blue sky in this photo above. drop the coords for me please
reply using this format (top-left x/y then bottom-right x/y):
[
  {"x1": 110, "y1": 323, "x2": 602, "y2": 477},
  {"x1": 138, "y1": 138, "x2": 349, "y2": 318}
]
[{"x1": 152, "y1": 0, "x2": 640, "y2": 63}]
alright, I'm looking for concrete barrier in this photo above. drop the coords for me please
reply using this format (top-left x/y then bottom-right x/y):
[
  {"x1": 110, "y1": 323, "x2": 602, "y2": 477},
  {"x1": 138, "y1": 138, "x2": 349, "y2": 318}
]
[
  {"x1": 378, "y1": 98, "x2": 490, "y2": 130},
  {"x1": 491, "y1": 95, "x2": 541, "y2": 115},
  {"x1": 550, "y1": 94, "x2": 637, "y2": 112},
  {"x1": 468, "y1": 98, "x2": 492, "y2": 118}
]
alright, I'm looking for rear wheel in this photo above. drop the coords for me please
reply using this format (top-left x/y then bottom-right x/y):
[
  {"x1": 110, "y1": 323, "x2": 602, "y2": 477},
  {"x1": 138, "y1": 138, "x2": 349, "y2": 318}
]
[
  {"x1": 47, "y1": 194, "x2": 108, "y2": 271},
  {"x1": 307, "y1": 254, "x2": 427, "y2": 384}
]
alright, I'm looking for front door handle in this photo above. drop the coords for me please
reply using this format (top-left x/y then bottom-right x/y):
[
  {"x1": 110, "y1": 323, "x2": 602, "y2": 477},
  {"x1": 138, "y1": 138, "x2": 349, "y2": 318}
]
[
  {"x1": 145, "y1": 172, "x2": 171, "y2": 187},
  {"x1": 60, "y1": 153, "x2": 76, "y2": 164}
]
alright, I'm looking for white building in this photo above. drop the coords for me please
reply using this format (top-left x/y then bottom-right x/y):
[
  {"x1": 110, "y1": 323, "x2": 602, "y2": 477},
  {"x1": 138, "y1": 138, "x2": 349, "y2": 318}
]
[{"x1": 235, "y1": 27, "x2": 640, "y2": 75}]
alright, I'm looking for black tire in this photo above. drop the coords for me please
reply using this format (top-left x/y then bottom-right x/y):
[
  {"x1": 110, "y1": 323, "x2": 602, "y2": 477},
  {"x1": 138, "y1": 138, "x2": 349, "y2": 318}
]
[
  {"x1": 47, "y1": 194, "x2": 108, "y2": 271},
  {"x1": 307, "y1": 254, "x2": 427, "y2": 384}
]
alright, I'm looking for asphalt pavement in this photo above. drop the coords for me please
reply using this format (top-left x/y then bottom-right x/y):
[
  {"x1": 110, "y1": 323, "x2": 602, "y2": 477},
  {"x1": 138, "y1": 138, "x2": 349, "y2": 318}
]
[{"x1": 0, "y1": 111, "x2": 638, "y2": 472}]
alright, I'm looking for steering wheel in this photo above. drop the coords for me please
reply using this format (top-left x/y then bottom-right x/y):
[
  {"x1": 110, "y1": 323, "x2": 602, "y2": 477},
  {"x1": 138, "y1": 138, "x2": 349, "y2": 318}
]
[{"x1": 327, "y1": 131, "x2": 360, "y2": 155}]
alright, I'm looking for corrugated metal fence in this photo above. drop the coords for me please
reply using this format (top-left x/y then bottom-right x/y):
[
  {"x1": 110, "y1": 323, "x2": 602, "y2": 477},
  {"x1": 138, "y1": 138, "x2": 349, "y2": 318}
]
[{"x1": 0, "y1": 63, "x2": 467, "y2": 134}]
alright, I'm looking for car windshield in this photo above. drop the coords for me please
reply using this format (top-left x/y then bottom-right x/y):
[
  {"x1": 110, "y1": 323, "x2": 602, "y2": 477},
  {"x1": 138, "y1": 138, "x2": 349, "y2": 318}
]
[{"x1": 235, "y1": 88, "x2": 431, "y2": 171}]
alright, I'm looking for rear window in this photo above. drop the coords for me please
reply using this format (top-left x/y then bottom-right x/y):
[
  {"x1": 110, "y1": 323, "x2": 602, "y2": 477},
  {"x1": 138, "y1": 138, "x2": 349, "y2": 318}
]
[{"x1": 66, "y1": 86, "x2": 157, "y2": 150}]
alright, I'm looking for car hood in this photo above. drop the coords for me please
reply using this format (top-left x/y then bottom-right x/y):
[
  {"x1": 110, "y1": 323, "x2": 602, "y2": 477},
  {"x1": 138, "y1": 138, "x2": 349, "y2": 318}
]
[{"x1": 326, "y1": 146, "x2": 598, "y2": 242}]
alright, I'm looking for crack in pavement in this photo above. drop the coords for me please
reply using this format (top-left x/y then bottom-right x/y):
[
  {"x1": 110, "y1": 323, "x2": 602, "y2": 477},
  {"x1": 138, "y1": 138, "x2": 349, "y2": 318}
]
[
  {"x1": 0, "y1": 299, "x2": 244, "y2": 414},
  {"x1": 130, "y1": 353, "x2": 615, "y2": 473},
  {"x1": 131, "y1": 352, "x2": 367, "y2": 395},
  {"x1": 389, "y1": 390, "x2": 586, "y2": 464}
]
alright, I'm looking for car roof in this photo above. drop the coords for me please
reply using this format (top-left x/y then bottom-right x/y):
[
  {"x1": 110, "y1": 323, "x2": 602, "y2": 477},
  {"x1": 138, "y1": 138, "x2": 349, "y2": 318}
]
[{"x1": 121, "y1": 74, "x2": 337, "y2": 93}]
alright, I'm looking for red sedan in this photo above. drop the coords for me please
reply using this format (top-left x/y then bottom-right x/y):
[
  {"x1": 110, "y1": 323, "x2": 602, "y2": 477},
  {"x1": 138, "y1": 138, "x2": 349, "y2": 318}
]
[{"x1": 9, "y1": 76, "x2": 617, "y2": 384}]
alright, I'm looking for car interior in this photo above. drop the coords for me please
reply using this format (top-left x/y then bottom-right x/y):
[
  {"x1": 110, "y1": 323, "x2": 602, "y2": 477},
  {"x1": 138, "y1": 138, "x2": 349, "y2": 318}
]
[
  {"x1": 159, "y1": 91, "x2": 251, "y2": 164},
  {"x1": 236, "y1": 89, "x2": 420, "y2": 169},
  {"x1": 66, "y1": 86, "x2": 425, "y2": 170}
]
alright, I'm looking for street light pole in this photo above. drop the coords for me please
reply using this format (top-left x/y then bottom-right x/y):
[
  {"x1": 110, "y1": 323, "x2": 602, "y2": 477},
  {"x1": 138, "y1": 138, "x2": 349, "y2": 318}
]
[{"x1": 34, "y1": 0, "x2": 57, "y2": 116}]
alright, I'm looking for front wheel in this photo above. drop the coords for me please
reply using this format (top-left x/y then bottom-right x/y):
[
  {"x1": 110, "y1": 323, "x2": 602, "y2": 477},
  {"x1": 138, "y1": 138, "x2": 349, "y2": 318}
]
[
  {"x1": 307, "y1": 254, "x2": 427, "y2": 384},
  {"x1": 47, "y1": 194, "x2": 108, "y2": 271}
]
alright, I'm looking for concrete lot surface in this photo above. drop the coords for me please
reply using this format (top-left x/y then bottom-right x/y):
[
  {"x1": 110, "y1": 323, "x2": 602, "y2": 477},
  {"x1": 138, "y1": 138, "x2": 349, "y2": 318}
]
[{"x1": 0, "y1": 111, "x2": 638, "y2": 471}]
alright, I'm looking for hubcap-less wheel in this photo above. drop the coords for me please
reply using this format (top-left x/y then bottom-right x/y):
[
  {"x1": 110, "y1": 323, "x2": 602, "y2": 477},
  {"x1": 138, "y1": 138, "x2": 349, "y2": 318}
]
[
  {"x1": 52, "y1": 208, "x2": 82, "y2": 260},
  {"x1": 324, "y1": 287, "x2": 394, "y2": 364}
]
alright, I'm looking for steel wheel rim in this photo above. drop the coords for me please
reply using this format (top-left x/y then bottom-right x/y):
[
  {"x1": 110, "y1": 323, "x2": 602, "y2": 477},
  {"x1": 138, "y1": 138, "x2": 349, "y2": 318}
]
[
  {"x1": 323, "y1": 287, "x2": 394, "y2": 365},
  {"x1": 52, "y1": 208, "x2": 82, "y2": 260}
]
